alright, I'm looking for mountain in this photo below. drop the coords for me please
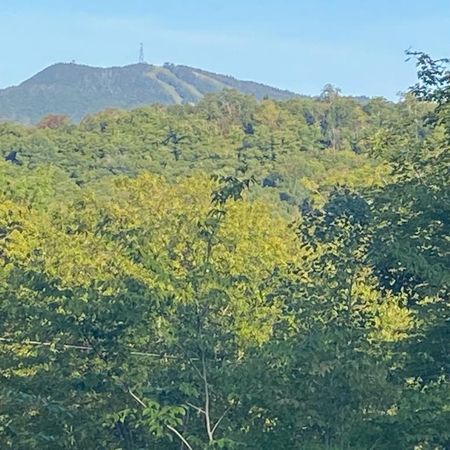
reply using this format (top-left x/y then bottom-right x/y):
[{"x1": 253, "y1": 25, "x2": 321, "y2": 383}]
[{"x1": 0, "y1": 62, "x2": 298, "y2": 124}]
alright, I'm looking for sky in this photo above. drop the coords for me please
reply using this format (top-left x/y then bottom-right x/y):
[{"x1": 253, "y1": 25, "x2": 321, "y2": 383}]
[{"x1": 1, "y1": 0, "x2": 450, "y2": 99}]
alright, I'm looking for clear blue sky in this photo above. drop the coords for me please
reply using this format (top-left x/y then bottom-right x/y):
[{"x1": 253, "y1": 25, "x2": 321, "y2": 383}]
[{"x1": 1, "y1": 0, "x2": 450, "y2": 98}]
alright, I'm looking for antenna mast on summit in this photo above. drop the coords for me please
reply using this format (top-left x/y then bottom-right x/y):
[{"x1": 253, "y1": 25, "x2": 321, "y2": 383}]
[{"x1": 139, "y1": 43, "x2": 145, "y2": 63}]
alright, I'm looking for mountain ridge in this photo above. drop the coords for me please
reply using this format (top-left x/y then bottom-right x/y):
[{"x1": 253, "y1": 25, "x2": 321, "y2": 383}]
[{"x1": 0, "y1": 62, "x2": 299, "y2": 123}]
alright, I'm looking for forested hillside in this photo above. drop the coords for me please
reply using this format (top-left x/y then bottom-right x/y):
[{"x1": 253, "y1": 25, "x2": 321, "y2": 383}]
[
  {"x1": 0, "y1": 86, "x2": 414, "y2": 202},
  {"x1": 0, "y1": 62, "x2": 297, "y2": 123},
  {"x1": 0, "y1": 54, "x2": 449, "y2": 449}
]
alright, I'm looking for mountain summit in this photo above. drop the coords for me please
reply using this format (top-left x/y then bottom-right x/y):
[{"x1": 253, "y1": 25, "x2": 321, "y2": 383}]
[{"x1": 0, "y1": 62, "x2": 298, "y2": 123}]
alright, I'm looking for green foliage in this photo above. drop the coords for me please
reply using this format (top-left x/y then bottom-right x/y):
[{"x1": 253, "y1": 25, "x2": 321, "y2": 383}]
[{"x1": 0, "y1": 56, "x2": 449, "y2": 449}]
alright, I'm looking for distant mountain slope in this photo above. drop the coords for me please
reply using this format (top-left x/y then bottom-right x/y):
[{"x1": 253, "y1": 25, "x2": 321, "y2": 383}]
[{"x1": 0, "y1": 62, "x2": 298, "y2": 123}]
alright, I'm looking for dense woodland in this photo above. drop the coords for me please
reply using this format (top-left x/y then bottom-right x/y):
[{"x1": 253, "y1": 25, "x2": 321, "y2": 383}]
[
  {"x1": 0, "y1": 54, "x2": 449, "y2": 449},
  {"x1": 0, "y1": 62, "x2": 297, "y2": 124}
]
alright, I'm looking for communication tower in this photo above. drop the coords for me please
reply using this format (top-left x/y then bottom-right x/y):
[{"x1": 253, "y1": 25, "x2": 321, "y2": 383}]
[{"x1": 139, "y1": 43, "x2": 145, "y2": 63}]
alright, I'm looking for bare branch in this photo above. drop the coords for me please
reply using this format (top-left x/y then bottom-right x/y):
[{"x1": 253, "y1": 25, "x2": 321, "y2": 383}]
[
  {"x1": 211, "y1": 404, "x2": 233, "y2": 436},
  {"x1": 167, "y1": 425, "x2": 194, "y2": 450},
  {"x1": 201, "y1": 352, "x2": 214, "y2": 442},
  {"x1": 0, "y1": 337, "x2": 199, "y2": 361},
  {"x1": 186, "y1": 402, "x2": 206, "y2": 415},
  {"x1": 128, "y1": 388, "x2": 147, "y2": 408}
]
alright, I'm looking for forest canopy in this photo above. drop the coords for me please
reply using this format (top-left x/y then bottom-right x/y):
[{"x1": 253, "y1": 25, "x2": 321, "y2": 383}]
[{"x1": 0, "y1": 54, "x2": 449, "y2": 449}]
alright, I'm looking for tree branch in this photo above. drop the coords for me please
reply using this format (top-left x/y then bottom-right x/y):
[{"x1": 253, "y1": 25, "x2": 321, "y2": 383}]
[
  {"x1": 186, "y1": 402, "x2": 205, "y2": 415},
  {"x1": 128, "y1": 388, "x2": 194, "y2": 450},
  {"x1": 0, "y1": 337, "x2": 199, "y2": 361},
  {"x1": 211, "y1": 404, "x2": 233, "y2": 436},
  {"x1": 167, "y1": 425, "x2": 194, "y2": 450},
  {"x1": 201, "y1": 351, "x2": 214, "y2": 442},
  {"x1": 128, "y1": 388, "x2": 146, "y2": 408}
]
